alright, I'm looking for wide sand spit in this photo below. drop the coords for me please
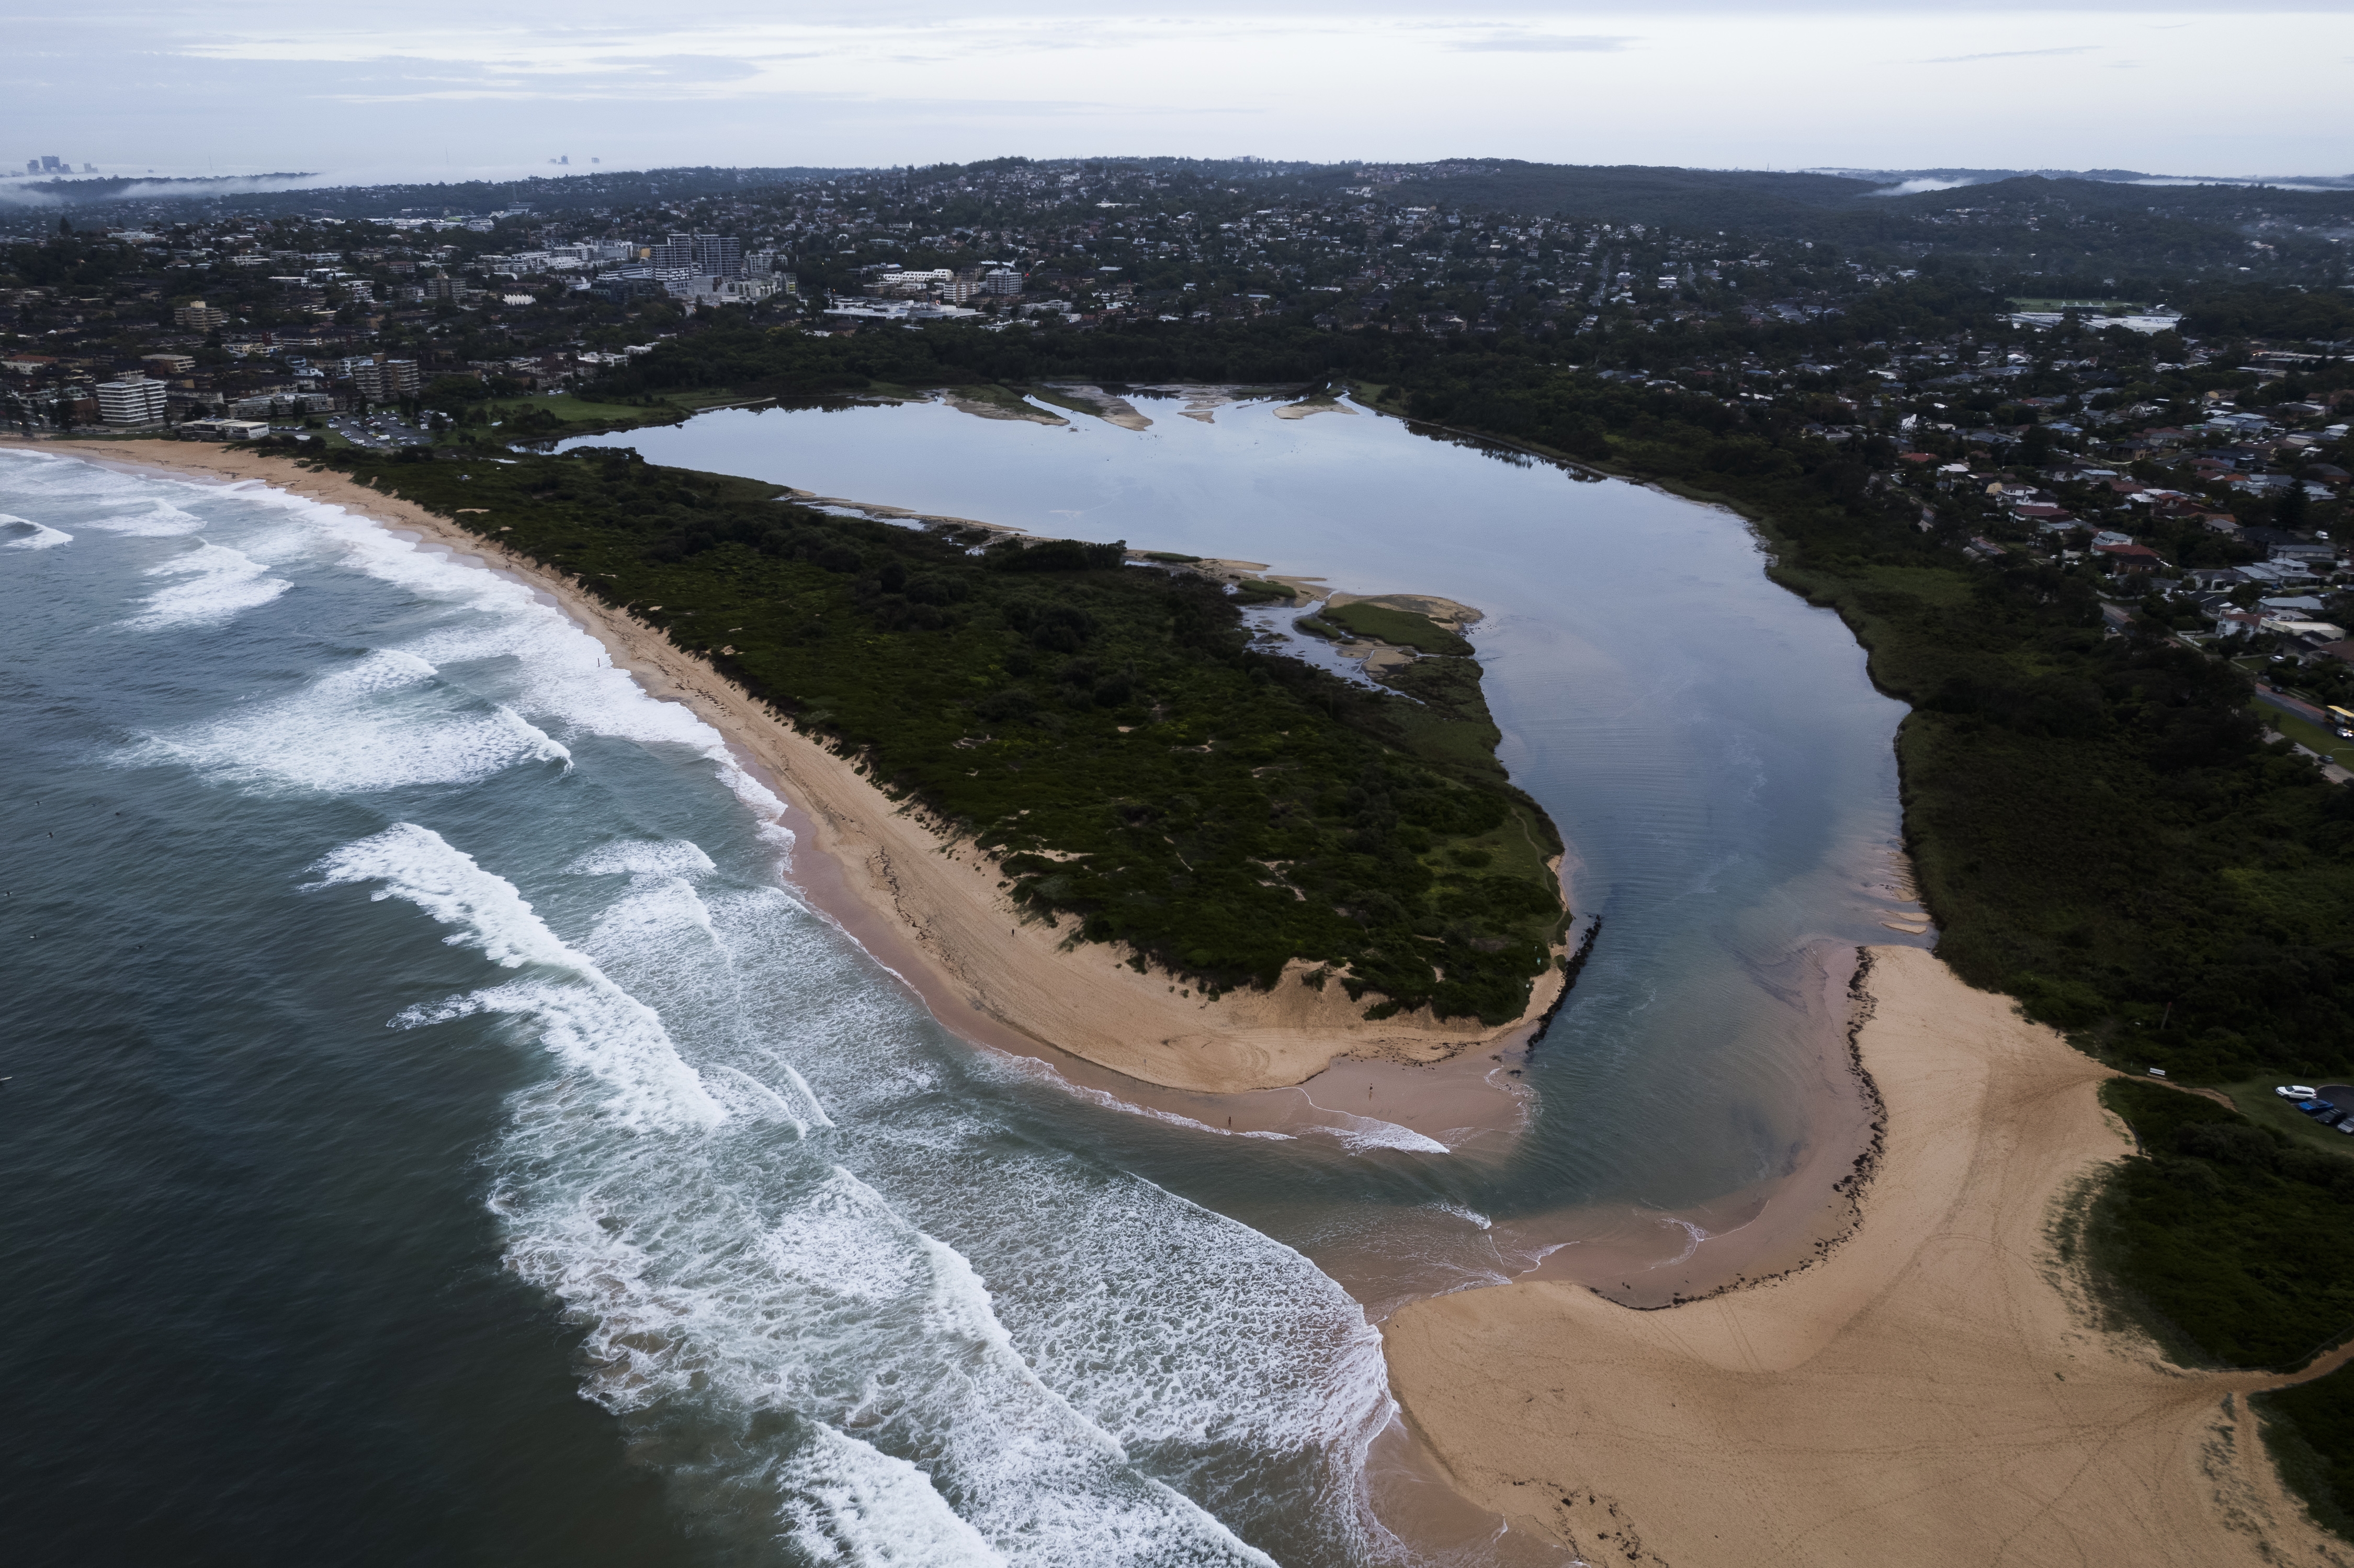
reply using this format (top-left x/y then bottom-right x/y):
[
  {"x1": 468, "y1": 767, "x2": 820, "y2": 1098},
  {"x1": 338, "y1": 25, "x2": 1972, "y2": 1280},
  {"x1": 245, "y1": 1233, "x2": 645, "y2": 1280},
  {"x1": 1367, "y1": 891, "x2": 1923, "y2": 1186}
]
[
  {"x1": 1386, "y1": 943, "x2": 2354, "y2": 1568},
  {"x1": 21, "y1": 439, "x2": 1565, "y2": 1094}
]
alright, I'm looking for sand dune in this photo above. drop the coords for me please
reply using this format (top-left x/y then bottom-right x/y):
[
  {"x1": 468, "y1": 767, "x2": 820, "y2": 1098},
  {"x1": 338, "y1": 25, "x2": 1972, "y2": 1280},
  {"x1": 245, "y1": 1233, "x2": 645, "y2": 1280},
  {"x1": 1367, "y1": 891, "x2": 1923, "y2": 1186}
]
[{"x1": 1385, "y1": 944, "x2": 2351, "y2": 1567}]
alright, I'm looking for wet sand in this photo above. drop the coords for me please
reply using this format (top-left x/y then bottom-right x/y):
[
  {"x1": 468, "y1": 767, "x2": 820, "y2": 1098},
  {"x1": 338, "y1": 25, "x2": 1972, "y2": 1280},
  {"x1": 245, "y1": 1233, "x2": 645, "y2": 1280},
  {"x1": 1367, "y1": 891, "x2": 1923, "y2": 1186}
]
[
  {"x1": 1489, "y1": 940, "x2": 1882, "y2": 1311},
  {"x1": 1385, "y1": 944, "x2": 2354, "y2": 1567},
  {"x1": 1036, "y1": 383, "x2": 1153, "y2": 430}
]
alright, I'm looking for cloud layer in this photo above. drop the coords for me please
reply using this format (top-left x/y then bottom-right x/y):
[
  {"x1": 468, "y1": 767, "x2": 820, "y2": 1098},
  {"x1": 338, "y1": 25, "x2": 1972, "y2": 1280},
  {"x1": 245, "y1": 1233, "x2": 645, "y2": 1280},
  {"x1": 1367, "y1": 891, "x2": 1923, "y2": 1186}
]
[{"x1": 6, "y1": 6, "x2": 2349, "y2": 180}]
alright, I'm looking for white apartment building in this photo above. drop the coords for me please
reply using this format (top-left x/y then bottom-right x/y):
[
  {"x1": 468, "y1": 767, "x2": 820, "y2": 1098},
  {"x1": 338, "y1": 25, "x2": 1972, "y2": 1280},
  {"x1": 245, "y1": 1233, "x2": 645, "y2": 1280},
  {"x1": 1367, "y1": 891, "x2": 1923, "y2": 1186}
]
[
  {"x1": 349, "y1": 359, "x2": 421, "y2": 401},
  {"x1": 96, "y1": 376, "x2": 169, "y2": 426}
]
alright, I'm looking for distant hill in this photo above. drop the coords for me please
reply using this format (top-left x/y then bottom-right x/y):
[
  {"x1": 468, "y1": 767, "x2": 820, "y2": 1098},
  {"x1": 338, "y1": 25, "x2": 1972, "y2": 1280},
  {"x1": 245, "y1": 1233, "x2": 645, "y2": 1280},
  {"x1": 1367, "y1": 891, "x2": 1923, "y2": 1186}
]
[
  {"x1": 1818, "y1": 166, "x2": 2354, "y2": 192},
  {"x1": 1305, "y1": 161, "x2": 1884, "y2": 228},
  {"x1": 2, "y1": 166, "x2": 864, "y2": 223}
]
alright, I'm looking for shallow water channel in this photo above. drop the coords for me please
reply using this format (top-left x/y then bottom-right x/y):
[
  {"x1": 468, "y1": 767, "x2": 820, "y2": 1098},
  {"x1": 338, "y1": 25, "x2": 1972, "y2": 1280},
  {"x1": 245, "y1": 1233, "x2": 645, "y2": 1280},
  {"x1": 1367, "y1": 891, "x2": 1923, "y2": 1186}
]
[
  {"x1": 579, "y1": 390, "x2": 1933, "y2": 1290},
  {"x1": 2, "y1": 391, "x2": 1926, "y2": 1567}
]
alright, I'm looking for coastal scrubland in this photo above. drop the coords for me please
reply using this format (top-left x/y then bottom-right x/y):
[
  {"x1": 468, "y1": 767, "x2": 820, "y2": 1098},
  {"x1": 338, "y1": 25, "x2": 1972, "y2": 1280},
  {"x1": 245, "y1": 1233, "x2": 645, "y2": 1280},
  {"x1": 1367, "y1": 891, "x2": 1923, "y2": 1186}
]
[
  {"x1": 302, "y1": 440, "x2": 1566, "y2": 1023},
  {"x1": 2095, "y1": 1079, "x2": 2354, "y2": 1529}
]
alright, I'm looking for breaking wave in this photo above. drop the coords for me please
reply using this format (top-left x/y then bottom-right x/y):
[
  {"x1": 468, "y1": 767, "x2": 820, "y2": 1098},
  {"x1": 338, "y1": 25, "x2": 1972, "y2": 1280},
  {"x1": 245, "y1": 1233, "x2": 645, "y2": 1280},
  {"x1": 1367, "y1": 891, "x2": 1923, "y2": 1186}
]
[
  {"x1": 22, "y1": 448, "x2": 1406, "y2": 1564},
  {"x1": 1, "y1": 513, "x2": 72, "y2": 549},
  {"x1": 135, "y1": 649, "x2": 571, "y2": 793},
  {"x1": 126, "y1": 540, "x2": 289, "y2": 628}
]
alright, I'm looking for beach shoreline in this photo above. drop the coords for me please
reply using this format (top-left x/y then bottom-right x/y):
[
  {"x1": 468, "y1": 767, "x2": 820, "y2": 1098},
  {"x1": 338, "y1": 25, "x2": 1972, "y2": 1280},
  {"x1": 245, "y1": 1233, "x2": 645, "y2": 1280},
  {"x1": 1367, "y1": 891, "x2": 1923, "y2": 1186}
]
[
  {"x1": 1470, "y1": 938, "x2": 1884, "y2": 1314},
  {"x1": 6, "y1": 435, "x2": 1567, "y2": 1100},
  {"x1": 1384, "y1": 944, "x2": 2354, "y2": 1566}
]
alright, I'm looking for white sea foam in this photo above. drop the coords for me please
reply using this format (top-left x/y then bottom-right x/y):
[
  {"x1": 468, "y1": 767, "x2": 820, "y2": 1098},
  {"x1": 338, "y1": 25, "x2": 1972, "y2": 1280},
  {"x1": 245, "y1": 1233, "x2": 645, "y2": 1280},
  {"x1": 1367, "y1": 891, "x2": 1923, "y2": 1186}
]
[
  {"x1": 772, "y1": 1422, "x2": 1006, "y2": 1566},
  {"x1": 990, "y1": 1053, "x2": 1295, "y2": 1142},
  {"x1": 466, "y1": 846, "x2": 1356, "y2": 1562},
  {"x1": 87, "y1": 497, "x2": 209, "y2": 536},
  {"x1": 19, "y1": 447, "x2": 1402, "y2": 1562},
  {"x1": 1295, "y1": 1099, "x2": 1454, "y2": 1155},
  {"x1": 1654, "y1": 1216, "x2": 1708, "y2": 1267},
  {"x1": 315, "y1": 823, "x2": 724, "y2": 1132},
  {"x1": 138, "y1": 648, "x2": 570, "y2": 794},
  {"x1": 1, "y1": 514, "x2": 71, "y2": 549},
  {"x1": 503, "y1": 1139, "x2": 1279, "y2": 1566},
  {"x1": 125, "y1": 540, "x2": 289, "y2": 628},
  {"x1": 222, "y1": 482, "x2": 795, "y2": 828},
  {"x1": 567, "y1": 839, "x2": 719, "y2": 879}
]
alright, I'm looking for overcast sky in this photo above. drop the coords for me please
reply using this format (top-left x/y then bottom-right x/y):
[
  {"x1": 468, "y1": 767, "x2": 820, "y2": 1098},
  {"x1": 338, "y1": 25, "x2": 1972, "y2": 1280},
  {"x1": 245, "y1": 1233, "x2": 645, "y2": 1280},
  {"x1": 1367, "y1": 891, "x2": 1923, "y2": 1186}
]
[{"x1": 10, "y1": 2, "x2": 2352, "y2": 186}]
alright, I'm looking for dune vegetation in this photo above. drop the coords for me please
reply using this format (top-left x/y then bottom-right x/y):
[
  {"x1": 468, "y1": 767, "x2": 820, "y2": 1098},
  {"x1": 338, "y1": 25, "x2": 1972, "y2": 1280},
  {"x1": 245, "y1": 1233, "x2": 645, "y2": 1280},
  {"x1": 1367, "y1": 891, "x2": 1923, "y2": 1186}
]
[{"x1": 302, "y1": 438, "x2": 1568, "y2": 1021}]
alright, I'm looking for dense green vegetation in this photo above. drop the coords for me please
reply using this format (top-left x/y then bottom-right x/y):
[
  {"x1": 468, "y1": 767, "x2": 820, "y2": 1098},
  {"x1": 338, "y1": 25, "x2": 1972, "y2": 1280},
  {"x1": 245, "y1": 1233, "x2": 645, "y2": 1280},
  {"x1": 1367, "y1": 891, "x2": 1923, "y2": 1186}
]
[
  {"x1": 596, "y1": 315, "x2": 2354, "y2": 1082},
  {"x1": 2258, "y1": 1365, "x2": 2354, "y2": 1540},
  {"x1": 583, "y1": 284, "x2": 2013, "y2": 408},
  {"x1": 1321, "y1": 601, "x2": 1474, "y2": 656},
  {"x1": 302, "y1": 440, "x2": 1565, "y2": 1020},
  {"x1": 2097, "y1": 1080, "x2": 2354, "y2": 1532},
  {"x1": 2094, "y1": 1080, "x2": 2354, "y2": 1367},
  {"x1": 1476, "y1": 387, "x2": 2354, "y2": 1085}
]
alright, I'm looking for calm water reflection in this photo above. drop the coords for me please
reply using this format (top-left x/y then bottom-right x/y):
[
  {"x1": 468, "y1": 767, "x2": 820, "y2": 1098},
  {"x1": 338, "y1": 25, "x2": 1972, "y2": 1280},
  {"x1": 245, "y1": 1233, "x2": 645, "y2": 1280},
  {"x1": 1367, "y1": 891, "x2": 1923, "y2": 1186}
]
[{"x1": 568, "y1": 389, "x2": 1929, "y2": 1297}]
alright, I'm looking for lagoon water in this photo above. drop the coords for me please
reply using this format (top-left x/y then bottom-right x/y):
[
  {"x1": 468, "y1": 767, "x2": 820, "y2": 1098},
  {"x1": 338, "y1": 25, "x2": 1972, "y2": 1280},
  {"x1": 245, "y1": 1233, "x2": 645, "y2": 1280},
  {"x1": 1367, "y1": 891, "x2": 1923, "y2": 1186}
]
[{"x1": 4, "y1": 397, "x2": 1920, "y2": 1564}]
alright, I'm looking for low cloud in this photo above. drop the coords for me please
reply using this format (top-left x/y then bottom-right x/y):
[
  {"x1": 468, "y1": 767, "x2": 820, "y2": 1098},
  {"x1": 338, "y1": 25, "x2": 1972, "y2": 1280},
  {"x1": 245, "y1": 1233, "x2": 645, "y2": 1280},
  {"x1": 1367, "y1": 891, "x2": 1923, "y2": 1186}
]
[
  {"x1": 1451, "y1": 34, "x2": 1636, "y2": 53},
  {"x1": 110, "y1": 174, "x2": 333, "y2": 198},
  {"x1": 1919, "y1": 46, "x2": 2098, "y2": 64},
  {"x1": 1868, "y1": 177, "x2": 1972, "y2": 196}
]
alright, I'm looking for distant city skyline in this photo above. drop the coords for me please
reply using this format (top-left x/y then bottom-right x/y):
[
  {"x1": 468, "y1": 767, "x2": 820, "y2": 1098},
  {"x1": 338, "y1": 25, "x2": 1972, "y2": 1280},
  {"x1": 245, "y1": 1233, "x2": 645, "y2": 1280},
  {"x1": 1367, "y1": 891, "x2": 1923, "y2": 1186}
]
[{"x1": 15, "y1": 2, "x2": 2352, "y2": 184}]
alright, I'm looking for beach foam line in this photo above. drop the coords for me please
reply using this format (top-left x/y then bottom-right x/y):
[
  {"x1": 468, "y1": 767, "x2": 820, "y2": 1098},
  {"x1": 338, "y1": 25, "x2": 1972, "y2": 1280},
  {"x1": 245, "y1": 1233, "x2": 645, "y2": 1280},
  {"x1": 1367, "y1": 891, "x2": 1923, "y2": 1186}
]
[
  {"x1": 989, "y1": 1052, "x2": 1296, "y2": 1141},
  {"x1": 773, "y1": 1421, "x2": 1006, "y2": 1566},
  {"x1": 220, "y1": 477, "x2": 797, "y2": 832},
  {"x1": 1295, "y1": 1093, "x2": 1453, "y2": 1154},
  {"x1": 567, "y1": 859, "x2": 1386, "y2": 1561}
]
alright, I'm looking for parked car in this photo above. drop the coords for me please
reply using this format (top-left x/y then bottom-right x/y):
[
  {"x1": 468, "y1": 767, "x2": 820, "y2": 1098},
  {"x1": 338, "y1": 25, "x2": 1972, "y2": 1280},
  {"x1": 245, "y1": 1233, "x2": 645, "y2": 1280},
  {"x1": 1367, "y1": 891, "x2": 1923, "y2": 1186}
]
[
  {"x1": 2279, "y1": 1085, "x2": 2321, "y2": 1100},
  {"x1": 2298, "y1": 1099, "x2": 2338, "y2": 1117}
]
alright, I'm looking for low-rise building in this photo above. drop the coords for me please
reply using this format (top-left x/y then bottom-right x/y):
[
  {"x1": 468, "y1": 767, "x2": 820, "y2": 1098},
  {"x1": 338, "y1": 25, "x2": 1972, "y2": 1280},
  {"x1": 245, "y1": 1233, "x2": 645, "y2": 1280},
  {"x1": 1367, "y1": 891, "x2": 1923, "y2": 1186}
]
[{"x1": 178, "y1": 418, "x2": 271, "y2": 441}]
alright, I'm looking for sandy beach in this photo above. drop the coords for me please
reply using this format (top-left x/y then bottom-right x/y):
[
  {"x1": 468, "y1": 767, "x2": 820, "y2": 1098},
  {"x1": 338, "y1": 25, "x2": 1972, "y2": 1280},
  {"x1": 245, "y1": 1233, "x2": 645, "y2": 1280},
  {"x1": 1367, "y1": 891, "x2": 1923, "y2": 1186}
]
[
  {"x1": 1385, "y1": 943, "x2": 2353, "y2": 1567},
  {"x1": 22, "y1": 436, "x2": 2349, "y2": 1561},
  {"x1": 9, "y1": 437, "x2": 1565, "y2": 1096}
]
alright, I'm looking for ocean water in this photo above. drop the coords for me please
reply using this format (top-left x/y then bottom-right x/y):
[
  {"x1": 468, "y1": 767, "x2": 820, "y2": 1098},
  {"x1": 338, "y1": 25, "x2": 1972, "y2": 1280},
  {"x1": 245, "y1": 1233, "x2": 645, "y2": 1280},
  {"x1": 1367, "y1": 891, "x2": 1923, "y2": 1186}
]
[
  {"x1": 3, "y1": 399, "x2": 1920, "y2": 1564},
  {"x1": 2, "y1": 449, "x2": 1407, "y2": 1566}
]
